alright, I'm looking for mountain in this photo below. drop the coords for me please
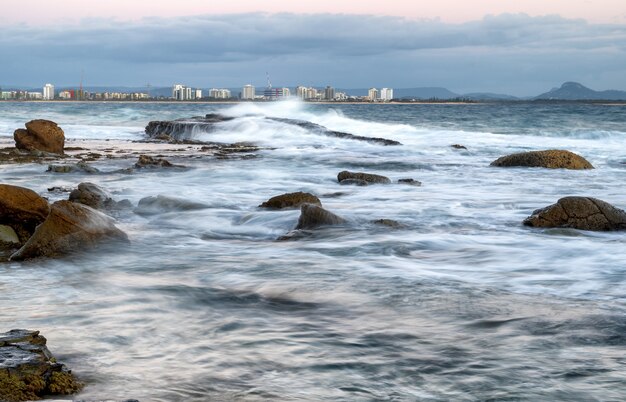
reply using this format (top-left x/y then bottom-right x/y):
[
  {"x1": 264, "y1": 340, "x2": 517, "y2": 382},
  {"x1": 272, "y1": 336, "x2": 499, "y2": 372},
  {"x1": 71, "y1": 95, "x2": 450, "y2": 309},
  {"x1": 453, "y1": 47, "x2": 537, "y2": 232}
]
[
  {"x1": 393, "y1": 87, "x2": 460, "y2": 100},
  {"x1": 534, "y1": 82, "x2": 626, "y2": 100},
  {"x1": 463, "y1": 92, "x2": 520, "y2": 101}
]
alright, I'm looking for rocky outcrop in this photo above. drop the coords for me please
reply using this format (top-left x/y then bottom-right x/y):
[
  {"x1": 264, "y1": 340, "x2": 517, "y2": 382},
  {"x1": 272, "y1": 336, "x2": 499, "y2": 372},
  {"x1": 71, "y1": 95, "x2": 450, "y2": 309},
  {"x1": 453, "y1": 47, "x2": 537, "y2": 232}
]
[
  {"x1": 491, "y1": 150, "x2": 593, "y2": 169},
  {"x1": 13, "y1": 120, "x2": 65, "y2": 155},
  {"x1": 0, "y1": 184, "x2": 50, "y2": 243},
  {"x1": 47, "y1": 161, "x2": 99, "y2": 174},
  {"x1": 69, "y1": 182, "x2": 130, "y2": 211},
  {"x1": 523, "y1": 197, "x2": 626, "y2": 231},
  {"x1": 259, "y1": 192, "x2": 322, "y2": 209},
  {"x1": 397, "y1": 178, "x2": 421, "y2": 186},
  {"x1": 135, "y1": 155, "x2": 182, "y2": 169},
  {"x1": 134, "y1": 195, "x2": 209, "y2": 216},
  {"x1": 295, "y1": 204, "x2": 346, "y2": 230},
  {"x1": 337, "y1": 171, "x2": 391, "y2": 185},
  {"x1": 10, "y1": 200, "x2": 129, "y2": 260},
  {"x1": 0, "y1": 329, "x2": 81, "y2": 401}
]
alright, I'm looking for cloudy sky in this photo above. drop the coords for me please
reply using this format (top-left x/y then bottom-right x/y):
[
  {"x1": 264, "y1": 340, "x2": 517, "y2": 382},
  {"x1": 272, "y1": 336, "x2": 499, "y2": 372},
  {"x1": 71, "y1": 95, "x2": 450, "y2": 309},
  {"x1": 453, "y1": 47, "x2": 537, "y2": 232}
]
[{"x1": 2, "y1": 0, "x2": 626, "y2": 95}]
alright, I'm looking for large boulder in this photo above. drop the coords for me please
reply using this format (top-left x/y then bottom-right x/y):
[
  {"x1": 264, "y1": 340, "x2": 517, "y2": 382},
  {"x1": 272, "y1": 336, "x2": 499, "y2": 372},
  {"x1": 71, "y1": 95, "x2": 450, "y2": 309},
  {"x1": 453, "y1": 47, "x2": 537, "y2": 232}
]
[
  {"x1": 491, "y1": 150, "x2": 593, "y2": 169},
  {"x1": 0, "y1": 329, "x2": 82, "y2": 401},
  {"x1": 259, "y1": 192, "x2": 321, "y2": 209},
  {"x1": 14, "y1": 120, "x2": 65, "y2": 155},
  {"x1": 10, "y1": 200, "x2": 129, "y2": 260},
  {"x1": 68, "y1": 182, "x2": 129, "y2": 211},
  {"x1": 134, "y1": 195, "x2": 209, "y2": 216},
  {"x1": 0, "y1": 184, "x2": 50, "y2": 243},
  {"x1": 295, "y1": 204, "x2": 347, "y2": 230},
  {"x1": 523, "y1": 197, "x2": 626, "y2": 231},
  {"x1": 337, "y1": 170, "x2": 391, "y2": 185}
]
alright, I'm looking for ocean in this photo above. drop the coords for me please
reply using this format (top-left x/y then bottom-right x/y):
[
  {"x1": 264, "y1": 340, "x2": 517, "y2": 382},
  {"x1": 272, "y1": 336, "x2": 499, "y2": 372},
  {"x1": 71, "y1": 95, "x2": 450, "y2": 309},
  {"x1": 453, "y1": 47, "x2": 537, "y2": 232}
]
[{"x1": 1, "y1": 100, "x2": 625, "y2": 401}]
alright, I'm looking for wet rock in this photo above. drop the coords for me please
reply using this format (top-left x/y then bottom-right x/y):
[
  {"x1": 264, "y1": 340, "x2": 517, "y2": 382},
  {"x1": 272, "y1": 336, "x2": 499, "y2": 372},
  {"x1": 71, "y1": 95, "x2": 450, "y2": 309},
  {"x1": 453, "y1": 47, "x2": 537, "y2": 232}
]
[
  {"x1": 337, "y1": 171, "x2": 391, "y2": 185},
  {"x1": 371, "y1": 219, "x2": 403, "y2": 228},
  {"x1": 523, "y1": 197, "x2": 626, "y2": 231},
  {"x1": 10, "y1": 200, "x2": 129, "y2": 260},
  {"x1": 398, "y1": 178, "x2": 422, "y2": 186},
  {"x1": 0, "y1": 184, "x2": 50, "y2": 243},
  {"x1": 295, "y1": 204, "x2": 347, "y2": 230},
  {"x1": 0, "y1": 329, "x2": 82, "y2": 401},
  {"x1": 339, "y1": 179, "x2": 369, "y2": 186},
  {"x1": 259, "y1": 192, "x2": 322, "y2": 209},
  {"x1": 69, "y1": 182, "x2": 130, "y2": 211},
  {"x1": 451, "y1": 144, "x2": 467, "y2": 150},
  {"x1": 47, "y1": 186, "x2": 73, "y2": 193},
  {"x1": 13, "y1": 119, "x2": 65, "y2": 155},
  {"x1": 134, "y1": 195, "x2": 209, "y2": 216},
  {"x1": 134, "y1": 154, "x2": 183, "y2": 168},
  {"x1": 491, "y1": 150, "x2": 593, "y2": 169},
  {"x1": 47, "y1": 161, "x2": 99, "y2": 174}
]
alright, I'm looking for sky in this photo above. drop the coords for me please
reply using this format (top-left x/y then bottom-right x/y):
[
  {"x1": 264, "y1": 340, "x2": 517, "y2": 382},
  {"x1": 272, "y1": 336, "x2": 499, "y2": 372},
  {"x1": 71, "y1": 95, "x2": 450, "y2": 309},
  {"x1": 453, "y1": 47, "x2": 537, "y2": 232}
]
[{"x1": 1, "y1": 0, "x2": 626, "y2": 96}]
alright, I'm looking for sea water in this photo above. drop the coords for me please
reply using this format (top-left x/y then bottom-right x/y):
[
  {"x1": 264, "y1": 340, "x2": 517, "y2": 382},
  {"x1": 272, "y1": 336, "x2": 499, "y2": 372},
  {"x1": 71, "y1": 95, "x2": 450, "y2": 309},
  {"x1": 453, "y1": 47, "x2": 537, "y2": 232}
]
[{"x1": 0, "y1": 101, "x2": 625, "y2": 401}]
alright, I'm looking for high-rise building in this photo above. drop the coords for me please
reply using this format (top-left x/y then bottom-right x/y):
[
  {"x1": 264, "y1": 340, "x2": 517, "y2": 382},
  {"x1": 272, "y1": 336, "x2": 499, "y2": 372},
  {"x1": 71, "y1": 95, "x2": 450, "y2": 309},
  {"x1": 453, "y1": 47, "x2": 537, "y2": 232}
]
[
  {"x1": 380, "y1": 88, "x2": 394, "y2": 101},
  {"x1": 242, "y1": 84, "x2": 255, "y2": 100},
  {"x1": 281, "y1": 87, "x2": 290, "y2": 97},
  {"x1": 209, "y1": 88, "x2": 232, "y2": 99},
  {"x1": 368, "y1": 88, "x2": 379, "y2": 101},
  {"x1": 295, "y1": 86, "x2": 307, "y2": 99},
  {"x1": 43, "y1": 84, "x2": 54, "y2": 100},
  {"x1": 306, "y1": 87, "x2": 318, "y2": 100},
  {"x1": 194, "y1": 89, "x2": 203, "y2": 99},
  {"x1": 324, "y1": 85, "x2": 335, "y2": 100}
]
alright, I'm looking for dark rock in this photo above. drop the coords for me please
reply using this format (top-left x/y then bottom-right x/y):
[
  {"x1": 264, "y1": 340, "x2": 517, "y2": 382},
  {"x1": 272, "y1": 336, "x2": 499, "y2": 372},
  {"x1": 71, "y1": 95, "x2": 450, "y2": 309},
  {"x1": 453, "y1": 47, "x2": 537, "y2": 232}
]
[
  {"x1": 47, "y1": 161, "x2": 99, "y2": 174},
  {"x1": 451, "y1": 144, "x2": 467, "y2": 150},
  {"x1": 69, "y1": 182, "x2": 128, "y2": 210},
  {"x1": 13, "y1": 120, "x2": 65, "y2": 155},
  {"x1": 523, "y1": 197, "x2": 626, "y2": 231},
  {"x1": 0, "y1": 184, "x2": 50, "y2": 243},
  {"x1": 295, "y1": 204, "x2": 347, "y2": 230},
  {"x1": 339, "y1": 179, "x2": 369, "y2": 186},
  {"x1": 47, "y1": 186, "x2": 73, "y2": 193},
  {"x1": 398, "y1": 178, "x2": 422, "y2": 186},
  {"x1": 0, "y1": 329, "x2": 82, "y2": 401},
  {"x1": 134, "y1": 195, "x2": 209, "y2": 216},
  {"x1": 259, "y1": 192, "x2": 322, "y2": 209},
  {"x1": 491, "y1": 150, "x2": 593, "y2": 169},
  {"x1": 10, "y1": 200, "x2": 129, "y2": 260},
  {"x1": 371, "y1": 219, "x2": 403, "y2": 228},
  {"x1": 337, "y1": 170, "x2": 391, "y2": 185},
  {"x1": 134, "y1": 154, "x2": 182, "y2": 168}
]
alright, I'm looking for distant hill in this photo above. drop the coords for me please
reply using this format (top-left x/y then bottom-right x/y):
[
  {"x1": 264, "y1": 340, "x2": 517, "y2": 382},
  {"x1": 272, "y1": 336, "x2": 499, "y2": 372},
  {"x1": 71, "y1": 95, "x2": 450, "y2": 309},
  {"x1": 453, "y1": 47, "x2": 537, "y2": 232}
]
[
  {"x1": 394, "y1": 87, "x2": 460, "y2": 100},
  {"x1": 463, "y1": 92, "x2": 520, "y2": 101},
  {"x1": 535, "y1": 82, "x2": 626, "y2": 100}
]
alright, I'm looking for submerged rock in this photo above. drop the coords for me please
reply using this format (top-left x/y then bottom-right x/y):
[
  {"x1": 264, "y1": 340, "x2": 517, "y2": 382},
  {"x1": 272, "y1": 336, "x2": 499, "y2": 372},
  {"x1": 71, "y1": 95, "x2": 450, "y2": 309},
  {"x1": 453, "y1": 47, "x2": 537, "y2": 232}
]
[
  {"x1": 259, "y1": 192, "x2": 322, "y2": 209},
  {"x1": 14, "y1": 119, "x2": 65, "y2": 155},
  {"x1": 134, "y1": 195, "x2": 209, "y2": 216},
  {"x1": 523, "y1": 197, "x2": 626, "y2": 231},
  {"x1": 491, "y1": 150, "x2": 593, "y2": 169},
  {"x1": 47, "y1": 161, "x2": 99, "y2": 174},
  {"x1": 0, "y1": 184, "x2": 50, "y2": 243},
  {"x1": 295, "y1": 204, "x2": 347, "y2": 230},
  {"x1": 134, "y1": 154, "x2": 182, "y2": 168},
  {"x1": 0, "y1": 329, "x2": 81, "y2": 401},
  {"x1": 69, "y1": 182, "x2": 130, "y2": 211},
  {"x1": 397, "y1": 178, "x2": 422, "y2": 186},
  {"x1": 451, "y1": 144, "x2": 467, "y2": 150},
  {"x1": 337, "y1": 170, "x2": 391, "y2": 185},
  {"x1": 10, "y1": 200, "x2": 129, "y2": 260},
  {"x1": 371, "y1": 219, "x2": 403, "y2": 228}
]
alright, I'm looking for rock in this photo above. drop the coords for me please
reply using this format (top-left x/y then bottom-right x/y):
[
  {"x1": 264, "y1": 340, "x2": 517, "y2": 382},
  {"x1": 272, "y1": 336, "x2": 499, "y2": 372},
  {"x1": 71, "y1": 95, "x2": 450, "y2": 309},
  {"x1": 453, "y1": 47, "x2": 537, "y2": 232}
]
[
  {"x1": 490, "y1": 150, "x2": 593, "y2": 169},
  {"x1": 295, "y1": 204, "x2": 347, "y2": 230},
  {"x1": 47, "y1": 161, "x2": 99, "y2": 174},
  {"x1": 134, "y1": 195, "x2": 209, "y2": 216},
  {"x1": 13, "y1": 119, "x2": 65, "y2": 155},
  {"x1": 339, "y1": 179, "x2": 369, "y2": 186},
  {"x1": 69, "y1": 182, "x2": 128, "y2": 210},
  {"x1": 0, "y1": 184, "x2": 50, "y2": 243},
  {"x1": 0, "y1": 225, "x2": 20, "y2": 244},
  {"x1": 0, "y1": 329, "x2": 82, "y2": 401},
  {"x1": 371, "y1": 219, "x2": 403, "y2": 228},
  {"x1": 523, "y1": 197, "x2": 626, "y2": 231},
  {"x1": 134, "y1": 155, "x2": 182, "y2": 168},
  {"x1": 337, "y1": 171, "x2": 391, "y2": 185},
  {"x1": 10, "y1": 200, "x2": 129, "y2": 260},
  {"x1": 259, "y1": 192, "x2": 322, "y2": 209},
  {"x1": 398, "y1": 178, "x2": 422, "y2": 186},
  {"x1": 451, "y1": 144, "x2": 467, "y2": 150}
]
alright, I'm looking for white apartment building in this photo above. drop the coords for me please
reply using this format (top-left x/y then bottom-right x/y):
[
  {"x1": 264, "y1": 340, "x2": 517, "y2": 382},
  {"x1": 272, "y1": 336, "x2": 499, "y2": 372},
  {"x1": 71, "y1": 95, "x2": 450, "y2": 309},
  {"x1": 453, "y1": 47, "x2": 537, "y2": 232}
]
[
  {"x1": 368, "y1": 88, "x2": 379, "y2": 101},
  {"x1": 194, "y1": 89, "x2": 203, "y2": 99},
  {"x1": 43, "y1": 83, "x2": 55, "y2": 100},
  {"x1": 380, "y1": 88, "x2": 394, "y2": 101},
  {"x1": 209, "y1": 88, "x2": 232, "y2": 99},
  {"x1": 295, "y1": 86, "x2": 307, "y2": 99},
  {"x1": 172, "y1": 84, "x2": 195, "y2": 100},
  {"x1": 242, "y1": 84, "x2": 255, "y2": 100}
]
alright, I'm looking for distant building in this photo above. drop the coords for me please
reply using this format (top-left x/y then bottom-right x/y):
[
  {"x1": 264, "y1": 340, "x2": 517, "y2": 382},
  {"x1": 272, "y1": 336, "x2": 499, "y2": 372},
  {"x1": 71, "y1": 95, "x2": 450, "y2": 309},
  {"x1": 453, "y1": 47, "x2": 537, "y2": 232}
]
[
  {"x1": 324, "y1": 86, "x2": 335, "y2": 100},
  {"x1": 242, "y1": 84, "x2": 255, "y2": 100},
  {"x1": 380, "y1": 88, "x2": 394, "y2": 101},
  {"x1": 43, "y1": 84, "x2": 54, "y2": 100},
  {"x1": 306, "y1": 87, "x2": 318, "y2": 100},
  {"x1": 281, "y1": 87, "x2": 290, "y2": 97},
  {"x1": 172, "y1": 84, "x2": 194, "y2": 100},
  {"x1": 368, "y1": 88, "x2": 379, "y2": 101},
  {"x1": 58, "y1": 90, "x2": 72, "y2": 99},
  {"x1": 209, "y1": 88, "x2": 232, "y2": 99},
  {"x1": 194, "y1": 89, "x2": 203, "y2": 99},
  {"x1": 28, "y1": 92, "x2": 43, "y2": 100},
  {"x1": 295, "y1": 86, "x2": 307, "y2": 99}
]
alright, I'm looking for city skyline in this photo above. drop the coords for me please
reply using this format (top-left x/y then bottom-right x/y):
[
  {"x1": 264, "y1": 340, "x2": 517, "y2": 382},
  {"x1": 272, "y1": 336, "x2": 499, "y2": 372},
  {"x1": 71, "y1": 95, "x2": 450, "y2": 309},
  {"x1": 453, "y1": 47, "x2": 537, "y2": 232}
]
[{"x1": 1, "y1": 2, "x2": 625, "y2": 96}]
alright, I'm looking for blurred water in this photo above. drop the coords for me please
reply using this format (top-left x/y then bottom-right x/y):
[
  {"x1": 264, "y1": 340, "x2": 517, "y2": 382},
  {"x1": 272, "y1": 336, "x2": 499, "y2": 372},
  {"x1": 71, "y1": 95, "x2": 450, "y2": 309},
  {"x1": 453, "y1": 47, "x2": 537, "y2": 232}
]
[{"x1": 0, "y1": 100, "x2": 625, "y2": 401}]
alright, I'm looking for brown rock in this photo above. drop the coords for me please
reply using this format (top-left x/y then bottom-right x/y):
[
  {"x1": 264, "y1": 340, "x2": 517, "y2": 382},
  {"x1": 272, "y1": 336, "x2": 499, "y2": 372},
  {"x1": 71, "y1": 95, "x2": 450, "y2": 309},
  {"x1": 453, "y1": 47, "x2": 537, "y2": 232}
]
[
  {"x1": 259, "y1": 192, "x2": 321, "y2": 209},
  {"x1": 295, "y1": 204, "x2": 347, "y2": 230},
  {"x1": 10, "y1": 200, "x2": 129, "y2": 260},
  {"x1": 135, "y1": 154, "x2": 180, "y2": 168},
  {"x1": 69, "y1": 182, "x2": 117, "y2": 210},
  {"x1": 523, "y1": 197, "x2": 626, "y2": 231},
  {"x1": 337, "y1": 170, "x2": 391, "y2": 185},
  {"x1": 0, "y1": 184, "x2": 50, "y2": 243},
  {"x1": 491, "y1": 150, "x2": 593, "y2": 169},
  {"x1": 13, "y1": 120, "x2": 65, "y2": 155}
]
